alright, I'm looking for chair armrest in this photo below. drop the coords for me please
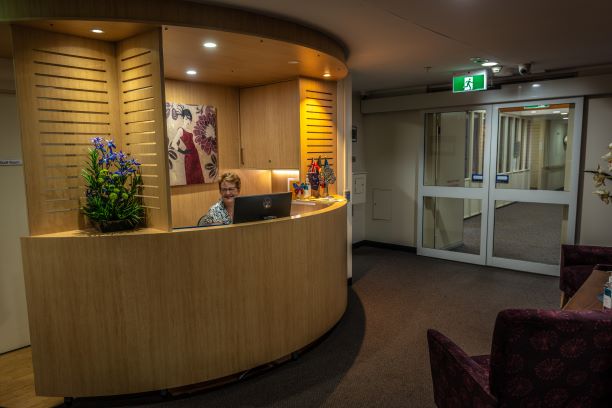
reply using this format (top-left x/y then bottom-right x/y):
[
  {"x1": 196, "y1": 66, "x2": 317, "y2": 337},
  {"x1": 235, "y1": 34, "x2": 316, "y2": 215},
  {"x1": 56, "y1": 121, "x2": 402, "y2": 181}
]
[
  {"x1": 427, "y1": 329, "x2": 497, "y2": 408},
  {"x1": 594, "y1": 263, "x2": 612, "y2": 271}
]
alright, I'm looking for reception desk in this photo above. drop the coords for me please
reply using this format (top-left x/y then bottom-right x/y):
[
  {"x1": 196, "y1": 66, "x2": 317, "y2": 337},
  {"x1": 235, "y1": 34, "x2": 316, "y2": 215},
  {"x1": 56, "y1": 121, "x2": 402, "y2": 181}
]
[{"x1": 21, "y1": 199, "x2": 347, "y2": 397}]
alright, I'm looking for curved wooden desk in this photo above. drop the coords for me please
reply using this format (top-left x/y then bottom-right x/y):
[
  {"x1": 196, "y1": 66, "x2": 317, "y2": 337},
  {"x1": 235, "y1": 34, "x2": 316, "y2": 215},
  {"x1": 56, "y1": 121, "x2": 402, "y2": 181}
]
[{"x1": 21, "y1": 199, "x2": 347, "y2": 397}]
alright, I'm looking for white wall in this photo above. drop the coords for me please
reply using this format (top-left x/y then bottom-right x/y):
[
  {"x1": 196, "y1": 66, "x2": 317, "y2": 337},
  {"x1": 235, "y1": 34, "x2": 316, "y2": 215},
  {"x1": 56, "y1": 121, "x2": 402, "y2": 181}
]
[
  {"x1": 578, "y1": 96, "x2": 612, "y2": 246},
  {"x1": 0, "y1": 58, "x2": 31, "y2": 353},
  {"x1": 352, "y1": 93, "x2": 366, "y2": 243},
  {"x1": 362, "y1": 110, "x2": 420, "y2": 246}
]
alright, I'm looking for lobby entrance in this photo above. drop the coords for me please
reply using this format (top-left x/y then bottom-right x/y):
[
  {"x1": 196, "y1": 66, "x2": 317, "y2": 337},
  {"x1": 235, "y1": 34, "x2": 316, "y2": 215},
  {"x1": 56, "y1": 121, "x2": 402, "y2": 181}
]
[{"x1": 417, "y1": 98, "x2": 583, "y2": 275}]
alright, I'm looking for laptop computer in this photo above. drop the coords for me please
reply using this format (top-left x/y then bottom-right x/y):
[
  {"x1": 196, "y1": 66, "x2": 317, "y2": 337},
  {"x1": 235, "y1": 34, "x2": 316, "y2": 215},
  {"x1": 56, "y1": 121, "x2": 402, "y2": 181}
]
[{"x1": 233, "y1": 192, "x2": 292, "y2": 224}]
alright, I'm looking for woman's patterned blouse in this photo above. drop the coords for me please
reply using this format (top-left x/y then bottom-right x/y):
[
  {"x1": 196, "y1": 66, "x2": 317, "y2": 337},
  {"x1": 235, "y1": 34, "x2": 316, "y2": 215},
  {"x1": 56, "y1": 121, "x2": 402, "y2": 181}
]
[{"x1": 198, "y1": 199, "x2": 232, "y2": 226}]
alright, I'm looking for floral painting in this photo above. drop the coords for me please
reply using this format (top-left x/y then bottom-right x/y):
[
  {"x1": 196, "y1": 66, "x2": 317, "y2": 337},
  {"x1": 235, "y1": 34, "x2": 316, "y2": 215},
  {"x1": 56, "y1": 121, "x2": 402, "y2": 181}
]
[{"x1": 166, "y1": 102, "x2": 218, "y2": 186}]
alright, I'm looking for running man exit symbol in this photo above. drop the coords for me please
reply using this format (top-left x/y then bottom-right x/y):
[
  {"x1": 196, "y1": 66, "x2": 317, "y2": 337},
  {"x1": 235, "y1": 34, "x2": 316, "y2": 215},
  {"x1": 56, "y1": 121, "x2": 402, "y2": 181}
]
[{"x1": 464, "y1": 76, "x2": 474, "y2": 91}]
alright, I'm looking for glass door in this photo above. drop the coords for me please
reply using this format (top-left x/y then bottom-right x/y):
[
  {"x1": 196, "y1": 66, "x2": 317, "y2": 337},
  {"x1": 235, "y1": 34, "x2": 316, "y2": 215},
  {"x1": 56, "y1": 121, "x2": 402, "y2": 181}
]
[
  {"x1": 417, "y1": 107, "x2": 491, "y2": 265},
  {"x1": 486, "y1": 98, "x2": 582, "y2": 275},
  {"x1": 418, "y1": 98, "x2": 582, "y2": 275}
]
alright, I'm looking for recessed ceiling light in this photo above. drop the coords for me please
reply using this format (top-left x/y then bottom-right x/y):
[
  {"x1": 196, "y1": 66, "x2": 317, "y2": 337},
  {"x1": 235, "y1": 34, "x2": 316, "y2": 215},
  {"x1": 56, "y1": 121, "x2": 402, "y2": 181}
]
[
  {"x1": 91, "y1": 29, "x2": 104, "y2": 34},
  {"x1": 553, "y1": 111, "x2": 561, "y2": 114},
  {"x1": 561, "y1": 112, "x2": 568, "y2": 115},
  {"x1": 323, "y1": 73, "x2": 331, "y2": 78},
  {"x1": 203, "y1": 42, "x2": 217, "y2": 48},
  {"x1": 531, "y1": 111, "x2": 537, "y2": 114},
  {"x1": 563, "y1": 117, "x2": 569, "y2": 120},
  {"x1": 532, "y1": 83, "x2": 541, "y2": 88},
  {"x1": 288, "y1": 60, "x2": 300, "y2": 64},
  {"x1": 482, "y1": 61, "x2": 498, "y2": 67},
  {"x1": 186, "y1": 70, "x2": 197, "y2": 75}
]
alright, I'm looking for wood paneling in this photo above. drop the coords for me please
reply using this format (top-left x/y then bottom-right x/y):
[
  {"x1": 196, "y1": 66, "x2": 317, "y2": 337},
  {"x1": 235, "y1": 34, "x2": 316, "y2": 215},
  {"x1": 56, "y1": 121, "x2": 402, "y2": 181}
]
[
  {"x1": 0, "y1": 0, "x2": 347, "y2": 64},
  {"x1": 163, "y1": 25, "x2": 347, "y2": 87},
  {"x1": 239, "y1": 80, "x2": 300, "y2": 169},
  {"x1": 117, "y1": 29, "x2": 172, "y2": 231},
  {"x1": 21, "y1": 200, "x2": 347, "y2": 397},
  {"x1": 300, "y1": 78, "x2": 338, "y2": 195},
  {"x1": 165, "y1": 79, "x2": 272, "y2": 227},
  {"x1": 11, "y1": 25, "x2": 121, "y2": 235}
]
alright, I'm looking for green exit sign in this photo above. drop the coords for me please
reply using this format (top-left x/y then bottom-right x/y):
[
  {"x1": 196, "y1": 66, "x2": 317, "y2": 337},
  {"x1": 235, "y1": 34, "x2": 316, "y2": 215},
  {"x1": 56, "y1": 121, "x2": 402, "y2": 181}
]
[{"x1": 453, "y1": 70, "x2": 487, "y2": 93}]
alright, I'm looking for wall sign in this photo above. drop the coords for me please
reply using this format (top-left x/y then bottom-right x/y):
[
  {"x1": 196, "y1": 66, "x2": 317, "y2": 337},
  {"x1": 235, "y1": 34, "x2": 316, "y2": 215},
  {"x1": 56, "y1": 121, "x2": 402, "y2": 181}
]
[
  {"x1": 453, "y1": 70, "x2": 487, "y2": 93},
  {"x1": 0, "y1": 159, "x2": 23, "y2": 166}
]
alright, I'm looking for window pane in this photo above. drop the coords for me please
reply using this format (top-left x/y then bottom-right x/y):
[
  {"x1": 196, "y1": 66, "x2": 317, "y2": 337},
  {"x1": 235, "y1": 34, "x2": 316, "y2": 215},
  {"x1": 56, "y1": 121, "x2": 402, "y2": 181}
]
[
  {"x1": 423, "y1": 197, "x2": 481, "y2": 255},
  {"x1": 496, "y1": 103, "x2": 574, "y2": 191},
  {"x1": 424, "y1": 110, "x2": 486, "y2": 187},
  {"x1": 492, "y1": 201, "x2": 569, "y2": 265}
]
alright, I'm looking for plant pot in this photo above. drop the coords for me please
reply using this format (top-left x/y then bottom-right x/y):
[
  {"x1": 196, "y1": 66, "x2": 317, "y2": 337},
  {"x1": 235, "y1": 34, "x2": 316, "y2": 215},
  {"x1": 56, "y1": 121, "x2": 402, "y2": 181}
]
[{"x1": 92, "y1": 219, "x2": 136, "y2": 233}]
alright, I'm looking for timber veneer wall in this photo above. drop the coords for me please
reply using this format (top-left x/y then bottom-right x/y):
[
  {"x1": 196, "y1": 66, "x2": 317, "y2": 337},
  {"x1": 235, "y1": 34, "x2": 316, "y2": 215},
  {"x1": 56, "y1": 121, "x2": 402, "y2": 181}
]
[{"x1": 12, "y1": 26, "x2": 170, "y2": 235}]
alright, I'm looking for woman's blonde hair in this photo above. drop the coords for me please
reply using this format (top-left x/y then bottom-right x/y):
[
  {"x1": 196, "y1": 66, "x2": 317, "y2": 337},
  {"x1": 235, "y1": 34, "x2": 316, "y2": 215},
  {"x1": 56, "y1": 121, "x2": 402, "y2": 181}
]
[{"x1": 218, "y1": 172, "x2": 241, "y2": 190}]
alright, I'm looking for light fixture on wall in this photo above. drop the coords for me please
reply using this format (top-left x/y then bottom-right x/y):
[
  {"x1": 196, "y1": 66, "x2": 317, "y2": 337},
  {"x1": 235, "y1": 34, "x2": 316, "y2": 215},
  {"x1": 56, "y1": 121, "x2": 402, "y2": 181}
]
[
  {"x1": 323, "y1": 72, "x2": 331, "y2": 78},
  {"x1": 91, "y1": 29, "x2": 104, "y2": 34},
  {"x1": 482, "y1": 61, "x2": 498, "y2": 67},
  {"x1": 288, "y1": 60, "x2": 300, "y2": 64},
  {"x1": 186, "y1": 69, "x2": 197, "y2": 76},
  {"x1": 532, "y1": 83, "x2": 541, "y2": 88},
  {"x1": 203, "y1": 42, "x2": 217, "y2": 48},
  {"x1": 491, "y1": 66, "x2": 502, "y2": 73}
]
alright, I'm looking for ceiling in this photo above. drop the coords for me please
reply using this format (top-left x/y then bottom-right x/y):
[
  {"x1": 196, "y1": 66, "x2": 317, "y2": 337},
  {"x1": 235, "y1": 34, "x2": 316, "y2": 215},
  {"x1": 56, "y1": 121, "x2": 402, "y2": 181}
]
[
  {"x1": 0, "y1": 19, "x2": 347, "y2": 88},
  {"x1": 195, "y1": 0, "x2": 612, "y2": 93}
]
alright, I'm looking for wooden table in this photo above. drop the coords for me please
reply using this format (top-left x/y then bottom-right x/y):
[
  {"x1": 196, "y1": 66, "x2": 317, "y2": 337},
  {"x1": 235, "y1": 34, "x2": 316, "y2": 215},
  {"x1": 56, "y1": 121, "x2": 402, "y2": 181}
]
[{"x1": 564, "y1": 270, "x2": 611, "y2": 311}]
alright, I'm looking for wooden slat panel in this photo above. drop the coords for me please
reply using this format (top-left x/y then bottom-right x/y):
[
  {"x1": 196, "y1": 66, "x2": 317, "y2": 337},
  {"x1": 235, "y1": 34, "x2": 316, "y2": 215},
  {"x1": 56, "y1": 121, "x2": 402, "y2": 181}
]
[
  {"x1": 33, "y1": 74, "x2": 110, "y2": 93},
  {"x1": 117, "y1": 28, "x2": 171, "y2": 231},
  {"x1": 32, "y1": 48, "x2": 109, "y2": 71},
  {"x1": 35, "y1": 88, "x2": 111, "y2": 104},
  {"x1": 33, "y1": 62, "x2": 108, "y2": 83},
  {"x1": 37, "y1": 98, "x2": 110, "y2": 113},
  {"x1": 12, "y1": 25, "x2": 122, "y2": 235},
  {"x1": 299, "y1": 78, "x2": 337, "y2": 195}
]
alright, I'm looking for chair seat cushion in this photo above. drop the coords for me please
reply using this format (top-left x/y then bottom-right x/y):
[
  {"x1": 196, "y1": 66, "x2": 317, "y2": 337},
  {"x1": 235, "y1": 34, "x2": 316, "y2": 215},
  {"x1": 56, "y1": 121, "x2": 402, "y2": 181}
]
[{"x1": 471, "y1": 354, "x2": 491, "y2": 393}]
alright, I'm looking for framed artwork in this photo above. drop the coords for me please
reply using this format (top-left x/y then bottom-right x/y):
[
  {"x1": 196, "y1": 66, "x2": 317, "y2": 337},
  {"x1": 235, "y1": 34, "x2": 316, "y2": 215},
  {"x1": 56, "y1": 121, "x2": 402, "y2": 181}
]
[{"x1": 166, "y1": 102, "x2": 218, "y2": 186}]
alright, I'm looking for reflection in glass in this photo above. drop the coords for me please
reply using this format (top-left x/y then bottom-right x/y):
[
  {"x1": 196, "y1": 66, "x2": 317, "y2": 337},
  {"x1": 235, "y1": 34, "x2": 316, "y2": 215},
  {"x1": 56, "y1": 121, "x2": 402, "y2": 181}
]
[
  {"x1": 492, "y1": 201, "x2": 569, "y2": 265},
  {"x1": 424, "y1": 110, "x2": 486, "y2": 187},
  {"x1": 496, "y1": 103, "x2": 574, "y2": 191},
  {"x1": 423, "y1": 197, "x2": 481, "y2": 255}
]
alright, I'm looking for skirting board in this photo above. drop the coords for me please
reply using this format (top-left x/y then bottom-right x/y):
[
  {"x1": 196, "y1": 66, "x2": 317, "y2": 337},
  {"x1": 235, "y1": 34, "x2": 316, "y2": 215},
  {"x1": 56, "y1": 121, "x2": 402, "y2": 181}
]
[{"x1": 352, "y1": 240, "x2": 416, "y2": 253}]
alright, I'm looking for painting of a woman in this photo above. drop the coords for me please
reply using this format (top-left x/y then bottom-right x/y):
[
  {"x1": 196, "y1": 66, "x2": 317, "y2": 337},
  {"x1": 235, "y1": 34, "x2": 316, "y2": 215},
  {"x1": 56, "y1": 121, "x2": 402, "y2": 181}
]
[{"x1": 166, "y1": 103, "x2": 218, "y2": 186}]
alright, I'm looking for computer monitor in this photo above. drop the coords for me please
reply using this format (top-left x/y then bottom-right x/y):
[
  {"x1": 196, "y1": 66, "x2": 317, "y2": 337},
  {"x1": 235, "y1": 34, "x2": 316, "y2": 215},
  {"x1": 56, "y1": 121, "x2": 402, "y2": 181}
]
[{"x1": 233, "y1": 192, "x2": 292, "y2": 224}]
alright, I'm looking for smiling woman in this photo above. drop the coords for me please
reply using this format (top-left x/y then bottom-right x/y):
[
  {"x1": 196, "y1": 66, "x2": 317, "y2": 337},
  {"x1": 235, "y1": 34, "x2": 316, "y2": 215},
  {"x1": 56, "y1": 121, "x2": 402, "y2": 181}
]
[{"x1": 198, "y1": 172, "x2": 242, "y2": 226}]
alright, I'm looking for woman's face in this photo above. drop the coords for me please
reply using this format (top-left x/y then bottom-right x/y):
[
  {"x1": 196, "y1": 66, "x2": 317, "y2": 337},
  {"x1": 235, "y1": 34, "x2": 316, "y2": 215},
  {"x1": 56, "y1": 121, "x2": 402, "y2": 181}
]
[{"x1": 220, "y1": 180, "x2": 239, "y2": 206}]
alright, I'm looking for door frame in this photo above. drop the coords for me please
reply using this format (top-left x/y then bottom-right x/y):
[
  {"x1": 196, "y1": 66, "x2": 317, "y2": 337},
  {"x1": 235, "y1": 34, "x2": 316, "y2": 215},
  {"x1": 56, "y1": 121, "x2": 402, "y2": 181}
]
[
  {"x1": 485, "y1": 97, "x2": 583, "y2": 275},
  {"x1": 417, "y1": 105, "x2": 492, "y2": 265}
]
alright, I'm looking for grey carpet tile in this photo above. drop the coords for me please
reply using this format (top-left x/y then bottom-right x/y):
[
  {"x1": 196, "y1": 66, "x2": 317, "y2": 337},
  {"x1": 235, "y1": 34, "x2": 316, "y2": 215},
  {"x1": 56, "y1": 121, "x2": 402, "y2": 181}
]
[{"x1": 70, "y1": 247, "x2": 559, "y2": 408}]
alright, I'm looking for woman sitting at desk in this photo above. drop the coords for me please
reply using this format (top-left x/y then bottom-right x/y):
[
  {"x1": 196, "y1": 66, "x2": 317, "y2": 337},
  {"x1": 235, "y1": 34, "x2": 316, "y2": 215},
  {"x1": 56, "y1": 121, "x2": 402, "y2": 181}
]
[{"x1": 198, "y1": 172, "x2": 241, "y2": 226}]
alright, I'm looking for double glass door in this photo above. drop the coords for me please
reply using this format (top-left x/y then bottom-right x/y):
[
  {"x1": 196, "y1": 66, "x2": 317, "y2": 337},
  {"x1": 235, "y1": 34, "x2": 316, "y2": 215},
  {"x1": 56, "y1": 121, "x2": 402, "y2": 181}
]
[{"x1": 417, "y1": 98, "x2": 583, "y2": 275}]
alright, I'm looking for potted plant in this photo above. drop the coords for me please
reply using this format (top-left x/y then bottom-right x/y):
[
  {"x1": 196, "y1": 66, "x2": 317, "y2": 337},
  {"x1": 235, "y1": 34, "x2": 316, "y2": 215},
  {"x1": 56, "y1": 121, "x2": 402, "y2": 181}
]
[
  {"x1": 81, "y1": 137, "x2": 144, "y2": 232},
  {"x1": 586, "y1": 142, "x2": 612, "y2": 204}
]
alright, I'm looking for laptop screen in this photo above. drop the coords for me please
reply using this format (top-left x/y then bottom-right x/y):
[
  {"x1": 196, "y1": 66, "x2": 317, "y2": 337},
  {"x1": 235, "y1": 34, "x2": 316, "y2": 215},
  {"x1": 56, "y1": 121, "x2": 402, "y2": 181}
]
[{"x1": 233, "y1": 192, "x2": 292, "y2": 224}]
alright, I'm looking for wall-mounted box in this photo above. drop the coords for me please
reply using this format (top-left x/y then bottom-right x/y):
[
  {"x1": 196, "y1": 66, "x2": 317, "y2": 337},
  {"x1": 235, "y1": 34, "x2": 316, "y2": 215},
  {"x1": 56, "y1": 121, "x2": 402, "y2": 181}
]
[{"x1": 352, "y1": 172, "x2": 367, "y2": 204}]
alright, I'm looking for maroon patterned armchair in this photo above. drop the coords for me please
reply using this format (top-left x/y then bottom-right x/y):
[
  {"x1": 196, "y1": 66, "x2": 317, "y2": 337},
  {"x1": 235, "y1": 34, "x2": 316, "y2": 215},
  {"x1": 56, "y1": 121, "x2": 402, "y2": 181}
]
[
  {"x1": 427, "y1": 309, "x2": 612, "y2": 408},
  {"x1": 560, "y1": 244, "x2": 612, "y2": 306}
]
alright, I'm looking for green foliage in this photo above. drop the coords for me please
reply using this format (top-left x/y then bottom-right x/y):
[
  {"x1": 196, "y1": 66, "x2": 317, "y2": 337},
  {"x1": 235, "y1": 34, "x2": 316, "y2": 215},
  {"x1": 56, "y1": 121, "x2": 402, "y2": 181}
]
[{"x1": 81, "y1": 138, "x2": 144, "y2": 226}]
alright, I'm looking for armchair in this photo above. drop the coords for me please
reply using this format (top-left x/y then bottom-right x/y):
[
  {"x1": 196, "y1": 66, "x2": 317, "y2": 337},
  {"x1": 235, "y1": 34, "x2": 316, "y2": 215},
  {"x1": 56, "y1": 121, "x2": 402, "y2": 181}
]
[
  {"x1": 428, "y1": 309, "x2": 612, "y2": 408},
  {"x1": 560, "y1": 244, "x2": 612, "y2": 306}
]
